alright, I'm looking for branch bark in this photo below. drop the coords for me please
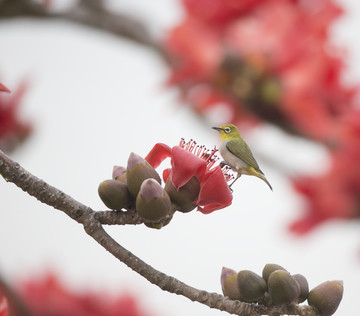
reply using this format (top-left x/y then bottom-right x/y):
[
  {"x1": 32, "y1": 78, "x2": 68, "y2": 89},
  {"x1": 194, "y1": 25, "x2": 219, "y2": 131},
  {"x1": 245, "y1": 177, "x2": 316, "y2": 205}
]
[
  {"x1": 0, "y1": 149, "x2": 316, "y2": 316},
  {"x1": 0, "y1": 0, "x2": 166, "y2": 57}
]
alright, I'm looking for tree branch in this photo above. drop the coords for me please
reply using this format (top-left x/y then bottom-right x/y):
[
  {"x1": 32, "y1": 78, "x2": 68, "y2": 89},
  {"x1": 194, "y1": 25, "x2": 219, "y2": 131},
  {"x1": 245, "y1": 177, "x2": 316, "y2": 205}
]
[
  {"x1": 0, "y1": 149, "x2": 316, "y2": 316},
  {"x1": 0, "y1": 0, "x2": 167, "y2": 58}
]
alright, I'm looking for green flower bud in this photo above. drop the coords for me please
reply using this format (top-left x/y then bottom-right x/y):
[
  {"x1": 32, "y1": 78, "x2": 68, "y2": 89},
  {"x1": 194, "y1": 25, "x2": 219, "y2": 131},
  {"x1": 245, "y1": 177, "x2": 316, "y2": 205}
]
[
  {"x1": 126, "y1": 152, "x2": 161, "y2": 197},
  {"x1": 262, "y1": 263, "x2": 287, "y2": 284},
  {"x1": 165, "y1": 176, "x2": 200, "y2": 213},
  {"x1": 98, "y1": 179, "x2": 132, "y2": 210},
  {"x1": 221, "y1": 267, "x2": 240, "y2": 300},
  {"x1": 113, "y1": 166, "x2": 127, "y2": 183},
  {"x1": 136, "y1": 178, "x2": 171, "y2": 222},
  {"x1": 237, "y1": 270, "x2": 267, "y2": 303},
  {"x1": 307, "y1": 281, "x2": 343, "y2": 316},
  {"x1": 268, "y1": 270, "x2": 300, "y2": 305},
  {"x1": 292, "y1": 274, "x2": 309, "y2": 303}
]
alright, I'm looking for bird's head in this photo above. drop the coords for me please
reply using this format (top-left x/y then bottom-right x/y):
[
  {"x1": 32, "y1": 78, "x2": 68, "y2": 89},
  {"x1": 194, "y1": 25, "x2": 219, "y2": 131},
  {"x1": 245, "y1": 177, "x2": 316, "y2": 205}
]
[{"x1": 212, "y1": 124, "x2": 240, "y2": 141}]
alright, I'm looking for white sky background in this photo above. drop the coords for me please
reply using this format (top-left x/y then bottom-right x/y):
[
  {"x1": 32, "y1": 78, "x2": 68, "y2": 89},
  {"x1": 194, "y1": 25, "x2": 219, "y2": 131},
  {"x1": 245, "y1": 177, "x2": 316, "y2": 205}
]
[{"x1": 1, "y1": 0, "x2": 360, "y2": 315}]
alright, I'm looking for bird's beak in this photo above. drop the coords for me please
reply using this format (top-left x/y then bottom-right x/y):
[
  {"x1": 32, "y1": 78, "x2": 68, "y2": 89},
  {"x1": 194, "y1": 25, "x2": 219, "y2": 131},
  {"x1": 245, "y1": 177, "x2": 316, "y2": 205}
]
[{"x1": 212, "y1": 127, "x2": 223, "y2": 131}]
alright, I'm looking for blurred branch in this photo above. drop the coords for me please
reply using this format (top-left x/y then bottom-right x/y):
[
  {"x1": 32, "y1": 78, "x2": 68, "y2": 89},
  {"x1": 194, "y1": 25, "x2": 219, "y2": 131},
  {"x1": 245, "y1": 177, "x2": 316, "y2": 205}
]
[
  {"x1": 0, "y1": 149, "x2": 316, "y2": 315},
  {"x1": 0, "y1": 0, "x2": 167, "y2": 58}
]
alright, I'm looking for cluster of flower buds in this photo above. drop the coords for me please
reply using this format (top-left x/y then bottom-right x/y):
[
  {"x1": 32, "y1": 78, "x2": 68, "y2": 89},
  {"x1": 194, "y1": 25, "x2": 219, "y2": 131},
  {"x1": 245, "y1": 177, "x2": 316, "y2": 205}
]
[
  {"x1": 98, "y1": 152, "x2": 201, "y2": 229},
  {"x1": 221, "y1": 264, "x2": 343, "y2": 316}
]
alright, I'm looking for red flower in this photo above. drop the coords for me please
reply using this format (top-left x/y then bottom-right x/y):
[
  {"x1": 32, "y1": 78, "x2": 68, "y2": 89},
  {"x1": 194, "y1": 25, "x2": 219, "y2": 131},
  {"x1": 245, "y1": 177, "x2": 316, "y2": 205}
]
[
  {"x1": 146, "y1": 139, "x2": 233, "y2": 214},
  {"x1": 290, "y1": 109, "x2": 360, "y2": 234},
  {"x1": 164, "y1": 0, "x2": 351, "y2": 142},
  {"x1": 0, "y1": 83, "x2": 10, "y2": 93},
  {"x1": 182, "y1": 0, "x2": 264, "y2": 27},
  {"x1": 164, "y1": 0, "x2": 360, "y2": 234},
  {"x1": 0, "y1": 82, "x2": 32, "y2": 152},
  {"x1": 18, "y1": 273, "x2": 151, "y2": 316},
  {"x1": 0, "y1": 293, "x2": 8, "y2": 316}
]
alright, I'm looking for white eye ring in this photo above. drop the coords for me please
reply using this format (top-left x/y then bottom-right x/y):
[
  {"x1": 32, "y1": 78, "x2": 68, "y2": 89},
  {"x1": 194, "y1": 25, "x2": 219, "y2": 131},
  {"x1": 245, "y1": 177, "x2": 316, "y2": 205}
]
[{"x1": 224, "y1": 127, "x2": 231, "y2": 133}]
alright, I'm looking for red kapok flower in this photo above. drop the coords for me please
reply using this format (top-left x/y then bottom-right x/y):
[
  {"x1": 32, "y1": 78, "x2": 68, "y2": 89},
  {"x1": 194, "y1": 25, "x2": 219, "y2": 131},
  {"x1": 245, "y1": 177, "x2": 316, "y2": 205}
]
[
  {"x1": 164, "y1": 0, "x2": 352, "y2": 143},
  {"x1": 0, "y1": 82, "x2": 32, "y2": 152},
  {"x1": 0, "y1": 293, "x2": 8, "y2": 316},
  {"x1": 146, "y1": 139, "x2": 233, "y2": 214},
  {"x1": 0, "y1": 83, "x2": 10, "y2": 93},
  {"x1": 290, "y1": 109, "x2": 360, "y2": 234},
  {"x1": 18, "y1": 273, "x2": 151, "y2": 316}
]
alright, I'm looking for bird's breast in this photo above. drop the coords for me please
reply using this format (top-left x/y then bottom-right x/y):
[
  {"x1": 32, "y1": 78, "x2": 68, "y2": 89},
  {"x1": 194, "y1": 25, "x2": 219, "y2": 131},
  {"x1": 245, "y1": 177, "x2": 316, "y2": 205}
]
[{"x1": 219, "y1": 140, "x2": 248, "y2": 171}]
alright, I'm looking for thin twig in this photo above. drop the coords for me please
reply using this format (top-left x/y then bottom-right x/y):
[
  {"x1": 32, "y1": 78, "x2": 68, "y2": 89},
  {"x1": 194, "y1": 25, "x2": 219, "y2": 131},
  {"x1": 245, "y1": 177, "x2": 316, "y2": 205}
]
[{"x1": 0, "y1": 149, "x2": 316, "y2": 316}]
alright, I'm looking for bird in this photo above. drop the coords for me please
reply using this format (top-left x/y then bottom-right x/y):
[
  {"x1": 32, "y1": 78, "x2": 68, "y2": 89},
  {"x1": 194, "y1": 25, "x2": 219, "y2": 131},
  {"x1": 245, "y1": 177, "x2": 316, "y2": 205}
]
[{"x1": 212, "y1": 124, "x2": 273, "y2": 191}]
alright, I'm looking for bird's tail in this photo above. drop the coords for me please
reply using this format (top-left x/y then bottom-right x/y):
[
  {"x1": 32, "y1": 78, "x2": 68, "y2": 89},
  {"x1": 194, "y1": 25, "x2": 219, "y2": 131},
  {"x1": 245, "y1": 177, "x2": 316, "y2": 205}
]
[{"x1": 249, "y1": 167, "x2": 273, "y2": 191}]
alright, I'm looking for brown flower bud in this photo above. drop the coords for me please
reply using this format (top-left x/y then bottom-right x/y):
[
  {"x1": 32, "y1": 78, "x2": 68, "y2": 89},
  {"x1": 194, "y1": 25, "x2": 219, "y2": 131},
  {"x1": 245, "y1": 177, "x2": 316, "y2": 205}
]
[
  {"x1": 292, "y1": 274, "x2": 309, "y2": 303},
  {"x1": 98, "y1": 179, "x2": 132, "y2": 210},
  {"x1": 136, "y1": 179, "x2": 171, "y2": 222},
  {"x1": 164, "y1": 176, "x2": 200, "y2": 213},
  {"x1": 112, "y1": 166, "x2": 127, "y2": 183},
  {"x1": 307, "y1": 280, "x2": 343, "y2": 316},
  {"x1": 268, "y1": 270, "x2": 300, "y2": 305},
  {"x1": 237, "y1": 270, "x2": 267, "y2": 303},
  {"x1": 220, "y1": 267, "x2": 240, "y2": 300},
  {"x1": 126, "y1": 152, "x2": 161, "y2": 197},
  {"x1": 262, "y1": 263, "x2": 287, "y2": 284}
]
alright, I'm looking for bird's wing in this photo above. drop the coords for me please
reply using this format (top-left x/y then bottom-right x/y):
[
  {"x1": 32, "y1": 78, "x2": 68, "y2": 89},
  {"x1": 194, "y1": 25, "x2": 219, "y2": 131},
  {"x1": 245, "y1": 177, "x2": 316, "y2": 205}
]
[{"x1": 226, "y1": 139, "x2": 261, "y2": 172}]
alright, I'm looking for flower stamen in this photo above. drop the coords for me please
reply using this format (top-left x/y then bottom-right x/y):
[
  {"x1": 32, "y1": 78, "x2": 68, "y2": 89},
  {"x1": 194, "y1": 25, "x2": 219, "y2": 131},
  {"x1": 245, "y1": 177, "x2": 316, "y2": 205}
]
[{"x1": 179, "y1": 138, "x2": 234, "y2": 182}]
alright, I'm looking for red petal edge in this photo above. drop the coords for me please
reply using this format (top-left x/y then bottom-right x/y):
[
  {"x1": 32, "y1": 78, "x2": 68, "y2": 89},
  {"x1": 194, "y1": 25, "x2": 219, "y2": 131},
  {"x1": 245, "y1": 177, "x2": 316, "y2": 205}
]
[
  {"x1": 145, "y1": 143, "x2": 172, "y2": 168},
  {"x1": 0, "y1": 83, "x2": 10, "y2": 93},
  {"x1": 196, "y1": 167, "x2": 233, "y2": 214}
]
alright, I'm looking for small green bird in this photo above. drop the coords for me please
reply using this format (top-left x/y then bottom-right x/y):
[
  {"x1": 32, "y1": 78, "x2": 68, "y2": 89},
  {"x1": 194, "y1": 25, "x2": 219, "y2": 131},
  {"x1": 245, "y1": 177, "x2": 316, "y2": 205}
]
[{"x1": 212, "y1": 124, "x2": 273, "y2": 190}]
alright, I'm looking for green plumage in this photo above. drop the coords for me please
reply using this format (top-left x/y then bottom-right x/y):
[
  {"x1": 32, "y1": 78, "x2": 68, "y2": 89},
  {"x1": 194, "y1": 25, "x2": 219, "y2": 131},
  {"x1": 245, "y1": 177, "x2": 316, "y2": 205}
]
[
  {"x1": 225, "y1": 139, "x2": 263, "y2": 174},
  {"x1": 213, "y1": 124, "x2": 272, "y2": 191}
]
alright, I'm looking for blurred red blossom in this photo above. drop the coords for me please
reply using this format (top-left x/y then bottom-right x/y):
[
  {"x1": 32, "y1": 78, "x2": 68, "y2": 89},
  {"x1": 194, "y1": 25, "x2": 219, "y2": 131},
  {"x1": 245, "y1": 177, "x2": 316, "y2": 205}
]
[
  {"x1": 165, "y1": 0, "x2": 353, "y2": 141},
  {"x1": 146, "y1": 139, "x2": 233, "y2": 214},
  {"x1": 0, "y1": 82, "x2": 32, "y2": 152},
  {"x1": 164, "y1": 0, "x2": 360, "y2": 233},
  {"x1": 0, "y1": 83, "x2": 10, "y2": 93},
  {"x1": 0, "y1": 293, "x2": 8, "y2": 316},
  {"x1": 17, "y1": 273, "x2": 151, "y2": 316},
  {"x1": 291, "y1": 109, "x2": 360, "y2": 234}
]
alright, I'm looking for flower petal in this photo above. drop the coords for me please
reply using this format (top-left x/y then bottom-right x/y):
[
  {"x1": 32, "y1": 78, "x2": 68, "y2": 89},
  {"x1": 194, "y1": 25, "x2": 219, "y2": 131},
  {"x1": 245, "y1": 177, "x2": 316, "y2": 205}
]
[
  {"x1": 0, "y1": 83, "x2": 10, "y2": 93},
  {"x1": 163, "y1": 168, "x2": 171, "y2": 183},
  {"x1": 145, "y1": 143, "x2": 172, "y2": 168},
  {"x1": 0, "y1": 295, "x2": 8, "y2": 316},
  {"x1": 196, "y1": 167, "x2": 232, "y2": 213},
  {"x1": 170, "y1": 145, "x2": 207, "y2": 188}
]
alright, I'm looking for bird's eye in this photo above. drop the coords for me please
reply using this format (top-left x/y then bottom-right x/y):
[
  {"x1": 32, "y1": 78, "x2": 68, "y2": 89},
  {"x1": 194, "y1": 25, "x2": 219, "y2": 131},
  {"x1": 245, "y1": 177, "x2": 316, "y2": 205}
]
[{"x1": 224, "y1": 127, "x2": 231, "y2": 133}]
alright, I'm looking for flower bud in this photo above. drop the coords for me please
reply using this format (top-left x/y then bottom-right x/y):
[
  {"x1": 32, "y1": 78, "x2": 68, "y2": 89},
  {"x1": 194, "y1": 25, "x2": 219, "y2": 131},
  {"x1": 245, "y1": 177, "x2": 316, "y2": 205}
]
[
  {"x1": 221, "y1": 267, "x2": 240, "y2": 300},
  {"x1": 268, "y1": 270, "x2": 300, "y2": 305},
  {"x1": 292, "y1": 274, "x2": 309, "y2": 303},
  {"x1": 144, "y1": 213, "x2": 173, "y2": 229},
  {"x1": 237, "y1": 270, "x2": 267, "y2": 303},
  {"x1": 112, "y1": 166, "x2": 127, "y2": 183},
  {"x1": 98, "y1": 179, "x2": 132, "y2": 210},
  {"x1": 136, "y1": 179, "x2": 171, "y2": 222},
  {"x1": 126, "y1": 152, "x2": 161, "y2": 197},
  {"x1": 307, "y1": 281, "x2": 343, "y2": 316},
  {"x1": 262, "y1": 263, "x2": 286, "y2": 284},
  {"x1": 164, "y1": 176, "x2": 200, "y2": 213}
]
